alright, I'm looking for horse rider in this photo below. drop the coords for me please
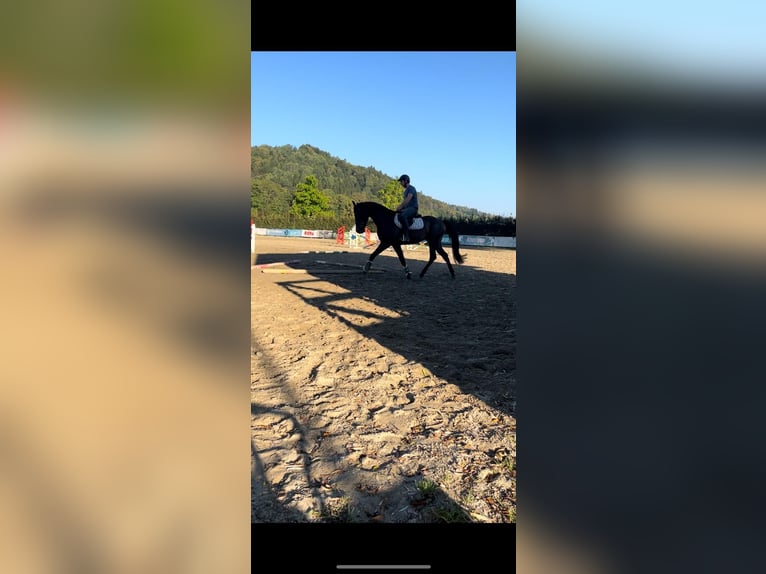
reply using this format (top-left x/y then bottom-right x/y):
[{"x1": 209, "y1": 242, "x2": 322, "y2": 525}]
[{"x1": 395, "y1": 174, "x2": 419, "y2": 242}]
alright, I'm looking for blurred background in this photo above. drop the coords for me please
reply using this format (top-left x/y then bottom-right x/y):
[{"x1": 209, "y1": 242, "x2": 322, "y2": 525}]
[
  {"x1": 517, "y1": 2, "x2": 766, "y2": 573},
  {"x1": 0, "y1": 2, "x2": 250, "y2": 572},
  {"x1": 4, "y1": 0, "x2": 766, "y2": 571}
]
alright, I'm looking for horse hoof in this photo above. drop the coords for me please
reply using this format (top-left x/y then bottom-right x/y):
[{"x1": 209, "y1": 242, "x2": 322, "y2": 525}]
[
  {"x1": 406, "y1": 272, "x2": 412, "y2": 280},
  {"x1": 363, "y1": 261, "x2": 372, "y2": 273}
]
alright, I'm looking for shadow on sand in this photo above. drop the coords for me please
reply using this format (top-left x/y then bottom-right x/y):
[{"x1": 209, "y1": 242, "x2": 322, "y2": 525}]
[{"x1": 251, "y1": 244, "x2": 516, "y2": 526}]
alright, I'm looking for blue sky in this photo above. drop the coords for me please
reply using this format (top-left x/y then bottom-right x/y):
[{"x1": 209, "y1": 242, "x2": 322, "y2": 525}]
[
  {"x1": 251, "y1": 52, "x2": 516, "y2": 218},
  {"x1": 519, "y1": 1, "x2": 766, "y2": 85}
]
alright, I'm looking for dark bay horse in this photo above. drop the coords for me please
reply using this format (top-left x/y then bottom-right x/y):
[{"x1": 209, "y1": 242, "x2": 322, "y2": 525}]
[{"x1": 353, "y1": 201, "x2": 463, "y2": 279}]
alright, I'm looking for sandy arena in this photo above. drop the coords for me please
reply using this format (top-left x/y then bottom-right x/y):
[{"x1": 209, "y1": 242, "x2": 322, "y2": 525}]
[{"x1": 251, "y1": 235, "x2": 516, "y2": 523}]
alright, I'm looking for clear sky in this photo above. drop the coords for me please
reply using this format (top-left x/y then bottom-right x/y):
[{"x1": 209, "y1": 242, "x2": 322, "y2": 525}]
[
  {"x1": 251, "y1": 52, "x2": 516, "y2": 218},
  {"x1": 519, "y1": 1, "x2": 766, "y2": 86}
]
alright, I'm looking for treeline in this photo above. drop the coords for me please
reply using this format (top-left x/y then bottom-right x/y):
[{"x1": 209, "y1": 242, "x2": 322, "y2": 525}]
[{"x1": 251, "y1": 144, "x2": 515, "y2": 236}]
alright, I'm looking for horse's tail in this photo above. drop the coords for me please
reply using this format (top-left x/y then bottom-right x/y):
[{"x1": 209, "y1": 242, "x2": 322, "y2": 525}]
[{"x1": 444, "y1": 221, "x2": 464, "y2": 264}]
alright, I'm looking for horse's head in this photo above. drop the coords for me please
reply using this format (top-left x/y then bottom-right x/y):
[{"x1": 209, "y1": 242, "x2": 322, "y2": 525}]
[{"x1": 352, "y1": 201, "x2": 367, "y2": 234}]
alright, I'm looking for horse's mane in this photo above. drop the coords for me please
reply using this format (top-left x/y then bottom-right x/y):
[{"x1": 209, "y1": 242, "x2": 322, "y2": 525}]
[{"x1": 356, "y1": 201, "x2": 393, "y2": 214}]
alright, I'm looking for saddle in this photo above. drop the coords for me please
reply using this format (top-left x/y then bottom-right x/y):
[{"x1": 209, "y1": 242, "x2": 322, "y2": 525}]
[{"x1": 394, "y1": 213, "x2": 424, "y2": 231}]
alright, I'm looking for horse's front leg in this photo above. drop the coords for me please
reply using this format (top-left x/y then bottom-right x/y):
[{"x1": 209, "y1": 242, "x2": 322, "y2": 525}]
[
  {"x1": 391, "y1": 243, "x2": 412, "y2": 279},
  {"x1": 363, "y1": 242, "x2": 389, "y2": 273}
]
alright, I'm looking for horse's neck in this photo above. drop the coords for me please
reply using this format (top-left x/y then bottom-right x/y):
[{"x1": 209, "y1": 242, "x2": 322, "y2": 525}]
[{"x1": 369, "y1": 204, "x2": 393, "y2": 223}]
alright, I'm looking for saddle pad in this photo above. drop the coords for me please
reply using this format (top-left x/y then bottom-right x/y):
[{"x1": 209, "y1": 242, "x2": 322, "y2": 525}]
[{"x1": 394, "y1": 214, "x2": 424, "y2": 230}]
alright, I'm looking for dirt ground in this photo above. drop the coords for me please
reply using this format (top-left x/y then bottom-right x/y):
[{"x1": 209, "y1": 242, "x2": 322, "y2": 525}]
[{"x1": 251, "y1": 235, "x2": 516, "y2": 523}]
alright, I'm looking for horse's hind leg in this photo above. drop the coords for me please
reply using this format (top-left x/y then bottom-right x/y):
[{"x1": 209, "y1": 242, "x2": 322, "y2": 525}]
[
  {"x1": 419, "y1": 244, "x2": 438, "y2": 278},
  {"x1": 435, "y1": 243, "x2": 456, "y2": 278}
]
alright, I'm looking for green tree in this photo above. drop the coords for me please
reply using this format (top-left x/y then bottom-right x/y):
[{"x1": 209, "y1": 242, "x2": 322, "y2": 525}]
[
  {"x1": 377, "y1": 180, "x2": 402, "y2": 210},
  {"x1": 251, "y1": 177, "x2": 290, "y2": 218},
  {"x1": 290, "y1": 175, "x2": 330, "y2": 218},
  {"x1": 251, "y1": 145, "x2": 507, "y2": 228}
]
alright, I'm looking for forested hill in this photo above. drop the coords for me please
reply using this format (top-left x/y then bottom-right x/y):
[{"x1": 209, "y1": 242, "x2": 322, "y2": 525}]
[{"x1": 251, "y1": 144, "x2": 515, "y2": 236}]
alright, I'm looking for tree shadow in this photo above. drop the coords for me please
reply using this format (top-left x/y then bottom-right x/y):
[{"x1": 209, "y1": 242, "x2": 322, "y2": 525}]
[
  {"x1": 251, "y1": 401, "x2": 323, "y2": 523},
  {"x1": 252, "y1": 385, "x2": 512, "y2": 525}
]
